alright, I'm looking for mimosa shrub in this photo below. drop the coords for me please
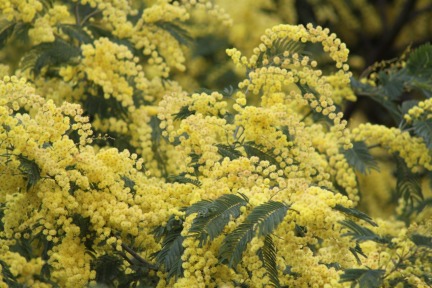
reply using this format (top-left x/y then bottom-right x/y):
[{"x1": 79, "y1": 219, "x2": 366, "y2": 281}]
[{"x1": 0, "y1": 1, "x2": 431, "y2": 287}]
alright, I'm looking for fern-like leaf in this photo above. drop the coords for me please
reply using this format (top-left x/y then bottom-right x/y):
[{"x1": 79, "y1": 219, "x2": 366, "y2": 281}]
[
  {"x1": 243, "y1": 141, "x2": 280, "y2": 169},
  {"x1": 340, "y1": 268, "x2": 385, "y2": 288},
  {"x1": 92, "y1": 254, "x2": 124, "y2": 284},
  {"x1": 395, "y1": 157, "x2": 423, "y2": 206},
  {"x1": 257, "y1": 235, "x2": 280, "y2": 288},
  {"x1": 173, "y1": 105, "x2": 195, "y2": 121},
  {"x1": 349, "y1": 243, "x2": 367, "y2": 265},
  {"x1": 219, "y1": 201, "x2": 290, "y2": 267},
  {"x1": 58, "y1": 24, "x2": 92, "y2": 44},
  {"x1": 17, "y1": 155, "x2": 41, "y2": 191},
  {"x1": 334, "y1": 204, "x2": 377, "y2": 227},
  {"x1": 21, "y1": 38, "x2": 81, "y2": 76},
  {"x1": 340, "y1": 220, "x2": 388, "y2": 244},
  {"x1": 342, "y1": 141, "x2": 379, "y2": 174},
  {"x1": 0, "y1": 21, "x2": 15, "y2": 47},
  {"x1": 406, "y1": 43, "x2": 432, "y2": 78},
  {"x1": 216, "y1": 144, "x2": 242, "y2": 160},
  {"x1": 167, "y1": 174, "x2": 201, "y2": 187},
  {"x1": 155, "y1": 21, "x2": 192, "y2": 46},
  {"x1": 187, "y1": 193, "x2": 248, "y2": 246},
  {"x1": 413, "y1": 119, "x2": 432, "y2": 149},
  {"x1": 410, "y1": 234, "x2": 432, "y2": 248},
  {"x1": 152, "y1": 214, "x2": 185, "y2": 281}
]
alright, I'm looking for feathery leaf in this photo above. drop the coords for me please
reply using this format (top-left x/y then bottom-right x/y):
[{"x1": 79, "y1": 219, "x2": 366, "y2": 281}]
[
  {"x1": 17, "y1": 155, "x2": 41, "y2": 191},
  {"x1": 155, "y1": 21, "x2": 192, "y2": 46},
  {"x1": 340, "y1": 220, "x2": 389, "y2": 244},
  {"x1": 410, "y1": 234, "x2": 432, "y2": 248},
  {"x1": 340, "y1": 268, "x2": 385, "y2": 288},
  {"x1": 412, "y1": 119, "x2": 432, "y2": 149},
  {"x1": 342, "y1": 141, "x2": 379, "y2": 174},
  {"x1": 243, "y1": 141, "x2": 280, "y2": 169},
  {"x1": 216, "y1": 144, "x2": 243, "y2": 160},
  {"x1": 187, "y1": 194, "x2": 248, "y2": 246},
  {"x1": 58, "y1": 24, "x2": 92, "y2": 44},
  {"x1": 395, "y1": 157, "x2": 423, "y2": 206},
  {"x1": 173, "y1": 105, "x2": 195, "y2": 121},
  {"x1": 257, "y1": 235, "x2": 280, "y2": 288},
  {"x1": 219, "y1": 201, "x2": 289, "y2": 267},
  {"x1": 406, "y1": 43, "x2": 432, "y2": 78},
  {"x1": 334, "y1": 204, "x2": 377, "y2": 226}
]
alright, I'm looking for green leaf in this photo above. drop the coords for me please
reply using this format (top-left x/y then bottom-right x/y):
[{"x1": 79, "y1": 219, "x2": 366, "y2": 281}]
[
  {"x1": 342, "y1": 141, "x2": 379, "y2": 174},
  {"x1": 243, "y1": 141, "x2": 280, "y2": 169},
  {"x1": 413, "y1": 119, "x2": 432, "y2": 149},
  {"x1": 340, "y1": 268, "x2": 385, "y2": 288},
  {"x1": 349, "y1": 243, "x2": 367, "y2": 265},
  {"x1": 406, "y1": 43, "x2": 432, "y2": 78},
  {"x1": 0, "y1": 259, "x2": 20, "y2": 287},
  {"x1": 121, "y1": 175, "x2": 136, "y2": 196},
  {"x1": 187, "y1": 193, "x2": 248, "y2": 246},
  {"x1": 257, "y1": 38, "x2": 304, "y2": 66},
  {"x1": 334, "y1": 204, "x2": 377, "y2": 227},
  {"x1": 58, "y1": 24, "x2": 92, "y2": 44},
  {"x1": 378, "y1": 71, "x2": 405, "y2": 101},
  {"x1": 20, "y1": 38, "x2": 81, "y2": 76},
  {"x1": 216, "y1": 144, "x2": 243, "y2": 160},
  {"x1": 155, "y1": 21, "x2": 192, "y2": 46},
  {"x1": 173, "y1": 105, "x2": 195, "y2": 121},
  {"x1": 340, "y1": 220, "x2": 389, "y2": 244},
  {"x1": 93, "y1": 254, "x2": 124, "y2": 284},
  {"x1": 257, "y1": 235, "x2": 280, "y2": 288},
  {"x1": 17, "y1": 155, "x2": 41, "y2": 191},
  {"x1": 167, "y1": 174, "x2": 201, "y2": 187},
  {"x1": 152, "y1": 214, "x2": 185, "y2": 281},
  {"x1": 411, "y1": 234, "x2": 432, "y2": 248},
  {"x1": 219, "y1": 201, "x2": 290, "y2": 267},
  {"x1": 395, "y1": 157, "x2": 423, "y2": 206},
  {"x1": 0, "y1": 21, "x2": 16, "y2": 48}
]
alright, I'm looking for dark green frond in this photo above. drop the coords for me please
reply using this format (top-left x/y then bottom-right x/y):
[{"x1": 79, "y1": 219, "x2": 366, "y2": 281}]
[
  {"x1": 395, "y1": 157, "x2": 423, "y2": 207},
  {"x1": 257, "y1": 38, "x2": 304, "y2": 65},
  {"x1": 58, "y1": 24, "x2": 92, "y2": 44},
  {"x1": 154, "y1": 233, "x2": 184, "y2": 281},
  {"x1": 340, "y1": 268, "x2": 385, "y2": 288},
  {"x1": 155, "y1": 21, "x2": 192, "y2": 46},
  {"x1": 340, "y1": 220, "x2": 389, "y2": 244},
  {"x1": 92, "y1": 254, "x2": 124, "y2": 285},
  {"x1": 167, "y1": 174, "x2": 201, "y2": 187},
  {"x1": 187, "y1": 193, "x2": 249, "y2": 246},
  {"x1": 20, "y1": 38, "x2": 81, "y2": 76},
  {"x1": 412, "y1": 119, "x2": 432, "y2": 149},
  {"x1": 0, "y1": 21, "x2": 16, "y2": 48},
  {"x1": 406, "y1": 43, "x2": 432, "y2": 78},
  {"x1": 216, "y1": 144, "x2": 243, "y2": 160},
  {"x1": 334, "y1": 204, "x2": 377, "y2": 226},
  {"x1": 349, "y1": 243, "x2": 367, "y2": 265},
  {"x1": 219, "y1": 201, "x2": 289, "y2": 267},
  {"x1": 121, "y1": 176, "x2": 136, "y2": 196},
  {"x1": 257, "y1": 235, "x2": 280, "y2": 288},
  {"x1": 342, "y1": 141, "x2": 379, "y2": 174},
  {"x1": 0, "y1": 259, "x2": 20, "y2": 287},
  {"x1": 410, "y1": 234, "x2": 432, "y2": 248},
  {"x1": 377, "y1": 71, "x2": 406, "y2": 101},
  {"x1": 17, "y1": 155, "x2": 41, "y2": 191},
  {"x1": 173, "y1": 105, "x2": 195, "y2": 121},
  {"x1": 243, "y1": 141, "x2": 280, "y2": 169}
]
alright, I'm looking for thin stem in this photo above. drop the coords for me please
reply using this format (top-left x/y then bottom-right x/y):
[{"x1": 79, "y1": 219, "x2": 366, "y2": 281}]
[{"x1": 121, "y1": 243, "x2": 158, "y2": 270}]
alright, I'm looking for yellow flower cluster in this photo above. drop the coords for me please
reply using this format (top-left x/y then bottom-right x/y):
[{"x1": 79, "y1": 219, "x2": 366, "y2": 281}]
[
  {"x1": 404, "y1": 98, "x2": 432, "y2": 123},
  {"x1": 0, "y1": 0, "x2": 43, "y2": 22},
  {"x1": 79, "y1": 37, "x2": 148, "y2": 111}
]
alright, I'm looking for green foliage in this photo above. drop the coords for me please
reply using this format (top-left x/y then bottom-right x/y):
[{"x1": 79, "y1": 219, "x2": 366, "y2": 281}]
[
  {"x1": 57, "y1": 24, "x2": 92, "y2": 44},
  {"x1": 340, "y1": 268, "x2": 385, "y2": 288},
  {"x1": 219, "y1": 201, "x2": 290, "y2": 267},
  {"x1": 155, "y1": 21, "x2": 192, "y2": 46},
  {"x1": 187, "y1": 193, "x2": 249, "y2": 246},
  {"x1": 17, "y1": 155, "x2": 41, "y2": 191},
  {"x1": 93, "y1": 254, "x2": 124, "y2": 286},
  {"x1": 257, "y1": 38, "x2": 304, "y2": 67},
  {"x1": 342, "y1": 141, "x2": 379, "y2": 174},
  {"x1": 242, "y1": 141, "x2": 280, "y2": 169},
  {"x1": 340, "y1": 220, "x2": 389, "y2": 244},
  {"x1": 152, "y1": 214, "x2": 185, "y2": 281},
  {"x1": 333, "y1": 204, "x2": 377, "y2": 227},
  {"x1": 412, "y1": 119, "x2": 432, "y2": 149},
  {"x1": 410, "y1": 234, "x2": 432, "y2": 249},
  {"x1": 20, "y1": 38, "x2": 81, "y2": 76},
  {"x1": 0, "y1": 259, "x2": 20, "y2": 288},
  {"x1": 395, "y1": 157, "x2": 423, "y2": 212},
  {"x1": 167, "y1": 174, "x2": 202, "y2": 187},
  {"x1": 216, "y1": 143, "x2": 242, "y2": 160},
  {"x1": 173, "y1": 105, "x2": 195, "y2": 121},
  {"x1": 257, "y1": 235, "x2": 280, "y2": 288}
]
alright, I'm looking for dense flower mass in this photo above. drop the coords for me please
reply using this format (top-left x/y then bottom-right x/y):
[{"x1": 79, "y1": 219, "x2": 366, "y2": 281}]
[{"x1": 0, "y1": 1, "x2": 431, "y2": 287}]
